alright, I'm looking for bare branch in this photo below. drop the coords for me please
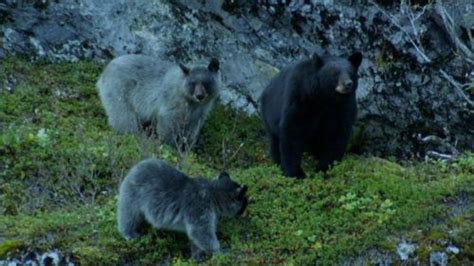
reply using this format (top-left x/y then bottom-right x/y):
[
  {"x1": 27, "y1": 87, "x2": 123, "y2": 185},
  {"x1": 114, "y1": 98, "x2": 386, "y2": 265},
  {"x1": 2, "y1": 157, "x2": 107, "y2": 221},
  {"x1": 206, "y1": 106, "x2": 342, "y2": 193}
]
[
  {"x1": 467, "y1": 27, "x2": 474, "y2": 51},
  {"x1": 435, "y1": 0, "x2": 474, "y2": 64},
  {"x1": 220, "y1": 112, "x2": 243, "y2": 171},
  {"x1": 369, "y1": 0, "x2": 432, "y2": 63},
  {"x1": 226, "y1": 142, "x2": 244, "y2": 167},
  {"x1": 173, "y1": 114, "x2": 194, "y2": 170},
  {"x1": 425, "y1": 150, "x2": 454, "y2": 162},
  {"x1": 417, "y1": 133, "x2": 460, "y2": 156},
  {"x1": 439, "y1": 70, "x2": 474, "y2": 107}
]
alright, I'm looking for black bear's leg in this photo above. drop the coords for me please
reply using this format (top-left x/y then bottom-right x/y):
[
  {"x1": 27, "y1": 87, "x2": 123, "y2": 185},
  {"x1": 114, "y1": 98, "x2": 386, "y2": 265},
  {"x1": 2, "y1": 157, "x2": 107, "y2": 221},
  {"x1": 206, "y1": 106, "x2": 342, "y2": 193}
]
[
  {"x1": 308, "y1": 139, "x2": 320, "y2": 160},
  {"x1": 316, "y1": 157, "x2": 333, "y2": 172},
  {"x1": 269, "y1": 135, "x2": 281, "y2": 165},
  {"x1": 279, "y1": 136, "x2": 305, "y2": 179},
  {"x1": 317, "y1": 140, "x2": 347, "y2": 172}
]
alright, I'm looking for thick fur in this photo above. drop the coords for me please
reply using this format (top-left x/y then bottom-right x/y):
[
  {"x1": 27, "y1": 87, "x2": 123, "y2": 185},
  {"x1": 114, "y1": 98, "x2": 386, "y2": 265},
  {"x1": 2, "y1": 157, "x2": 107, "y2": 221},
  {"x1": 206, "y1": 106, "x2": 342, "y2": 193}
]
[
  {"x1": 97, "y1": 55, "x2": 220, "y2": 149},
  {"x1": 259, "y1": 52, "x2": 362, "y2": 178},
  {"x1": 117, "y1": 159, "x2": 248, "y2": 260}
]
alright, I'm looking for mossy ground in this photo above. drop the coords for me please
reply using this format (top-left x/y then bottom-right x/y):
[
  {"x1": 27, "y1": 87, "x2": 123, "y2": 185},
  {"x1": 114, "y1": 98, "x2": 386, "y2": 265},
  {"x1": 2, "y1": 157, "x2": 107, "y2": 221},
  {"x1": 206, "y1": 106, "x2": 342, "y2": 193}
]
[{"x1": 1, "y1": 56, "x2": 473, "y2": 265}]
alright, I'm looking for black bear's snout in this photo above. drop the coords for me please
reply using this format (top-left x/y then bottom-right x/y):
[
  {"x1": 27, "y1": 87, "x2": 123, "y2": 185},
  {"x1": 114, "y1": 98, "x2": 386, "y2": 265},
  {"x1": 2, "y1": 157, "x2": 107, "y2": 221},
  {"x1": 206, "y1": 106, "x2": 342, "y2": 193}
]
[{"x1": 344, "y1": 80, "x2": 353, "y2": 88}]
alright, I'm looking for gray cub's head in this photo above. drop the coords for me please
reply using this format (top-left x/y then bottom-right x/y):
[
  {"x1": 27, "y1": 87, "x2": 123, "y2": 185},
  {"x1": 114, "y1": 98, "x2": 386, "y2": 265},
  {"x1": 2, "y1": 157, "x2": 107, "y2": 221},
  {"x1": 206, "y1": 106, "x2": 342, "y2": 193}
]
[
  {"x1": 179, "y1": 58, "x2": 220, "y2": 103},
  {"x1": 213, "y1": 172, "x2": 248, "y2": 217}
]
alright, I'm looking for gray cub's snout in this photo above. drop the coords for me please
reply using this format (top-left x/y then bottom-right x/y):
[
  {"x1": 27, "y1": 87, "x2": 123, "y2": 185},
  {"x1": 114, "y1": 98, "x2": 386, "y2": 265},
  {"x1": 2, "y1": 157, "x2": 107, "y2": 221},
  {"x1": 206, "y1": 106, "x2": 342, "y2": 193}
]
[{"x1": 194, "y1": 84, "x2": 207, "y2": 101}]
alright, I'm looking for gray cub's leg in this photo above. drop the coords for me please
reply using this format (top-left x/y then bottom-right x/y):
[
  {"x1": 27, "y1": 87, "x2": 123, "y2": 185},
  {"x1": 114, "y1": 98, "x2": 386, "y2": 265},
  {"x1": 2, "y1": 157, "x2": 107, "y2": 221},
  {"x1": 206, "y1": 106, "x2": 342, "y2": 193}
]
[
  {"x1": 117, "y1": 197, "x2": 144, "y2": 240},
  {"x1": 185, "y1": 221, "x2": 220, "y2": 260}
]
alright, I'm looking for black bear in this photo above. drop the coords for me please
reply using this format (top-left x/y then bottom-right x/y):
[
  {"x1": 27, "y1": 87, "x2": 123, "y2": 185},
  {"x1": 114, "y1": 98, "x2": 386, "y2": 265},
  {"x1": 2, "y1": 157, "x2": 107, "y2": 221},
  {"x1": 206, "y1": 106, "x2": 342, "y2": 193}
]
[{"x1": 259, "y1": 52, "x2": 362, "y2": 178}]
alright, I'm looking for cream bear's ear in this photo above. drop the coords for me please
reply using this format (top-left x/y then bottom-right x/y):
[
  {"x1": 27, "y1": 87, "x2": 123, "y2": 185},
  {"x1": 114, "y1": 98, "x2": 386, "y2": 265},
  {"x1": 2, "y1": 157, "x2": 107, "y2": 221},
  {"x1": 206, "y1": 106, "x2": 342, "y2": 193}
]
[
  {"x1": 179, "y1": 63, "x2": 190, "y2": 75},
  {"x1": 208, "y1": 58, "x2": 220, "y2": 72}
]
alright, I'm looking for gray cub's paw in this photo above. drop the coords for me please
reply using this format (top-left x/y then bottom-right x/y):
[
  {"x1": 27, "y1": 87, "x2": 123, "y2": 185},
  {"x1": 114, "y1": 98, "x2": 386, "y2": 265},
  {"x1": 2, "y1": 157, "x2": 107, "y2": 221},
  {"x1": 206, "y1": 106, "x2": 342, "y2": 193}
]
[
  {"x1": 122, "y1": 231, "x2": 141, "y2": 240},
  {"x1": 190, "y1": 246, "x2": 220, "y2": 262},
  {"x1": 191, "y1": 250, "x2": 210, "y2": 263}
]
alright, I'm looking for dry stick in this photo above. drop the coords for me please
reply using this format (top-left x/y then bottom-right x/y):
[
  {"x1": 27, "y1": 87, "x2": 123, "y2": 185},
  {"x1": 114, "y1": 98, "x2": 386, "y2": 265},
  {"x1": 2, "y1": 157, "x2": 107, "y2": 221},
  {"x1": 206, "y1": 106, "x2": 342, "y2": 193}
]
[
  {"x1": 221, "y1": 112, "x2": 244, "y2": 171},
  {"x1": 372, "y1": 0, "x2": 473, "y2": 107},
  {"x1": 435, "y1": 2, "x2": 474, "y2": 107},
  {"x1": 175, "y1": 125, "x2": 189, "y2": 170},
  {"x1": 426, "y1": 150, "x2": 453, "y2": 161},
  {"x1": 467, "y1": 26, "x2": 474, "y2": 51},
  {"x1": 226, "y1": 143, "x2": 244, "y2": 169},
  {"x1": 419, "y1": 135, "x2": 460, "y2": 155},
  {"x1": 221, "y1": 139, "x2": 227, "y2": 168},
  {"x1": 418, "y1": 134, "x2": 460, "y2": 162},
  {"x1": 106, "y1": 136, "x2": 127, "y2": 182},
  {"x1": 221, "y1": 120, "x2": 236, "y2": 171},
  {"x1": 407, "y1": 2, "x2": 430, "y2": 51},
  {"x1": 435, "y1": 1, "x2": 474, "y2": 64},
  {"x1": 174, "y1": 110, "x2": 200, "y2": 170},
  {"x1": 440, "y1": 70, "x2": 474, "y2": 107},
  {"x1": 372, "y1": 0, "x2": 472, "y2": 160},
  {"x1": 369, "y1": 0, "x2": 432, "y2": 63}
]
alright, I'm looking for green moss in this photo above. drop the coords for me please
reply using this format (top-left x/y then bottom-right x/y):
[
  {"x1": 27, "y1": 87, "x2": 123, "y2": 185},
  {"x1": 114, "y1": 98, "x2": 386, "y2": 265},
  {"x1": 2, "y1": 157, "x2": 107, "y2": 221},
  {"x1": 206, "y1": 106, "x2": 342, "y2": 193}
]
[
  {"x1": 0, "y1": 240, "x2": 23, "y2": 258},
  {"x1": 1, "y1": 56, "x2": 473, "y2": 264},
  {"x1": 195, "y1": 104, "x2": 268, "y2": 169},
  {"x1": 417, "y1": 245, "x2": 431, "y2": 264},
  {"x1": 373, "y1": 53, "x2": 394, "y2": 72},
  {"x1": 72, "y1": 246, "x2": 119, "y2": 265}
]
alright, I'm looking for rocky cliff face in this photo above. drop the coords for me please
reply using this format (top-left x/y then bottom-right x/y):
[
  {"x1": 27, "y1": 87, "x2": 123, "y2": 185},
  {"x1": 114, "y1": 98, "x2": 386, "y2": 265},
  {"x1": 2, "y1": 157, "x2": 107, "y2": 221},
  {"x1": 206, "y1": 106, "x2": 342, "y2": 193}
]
[{"x1": 1, "y1": 0, "x2": 473, "y2": 158}]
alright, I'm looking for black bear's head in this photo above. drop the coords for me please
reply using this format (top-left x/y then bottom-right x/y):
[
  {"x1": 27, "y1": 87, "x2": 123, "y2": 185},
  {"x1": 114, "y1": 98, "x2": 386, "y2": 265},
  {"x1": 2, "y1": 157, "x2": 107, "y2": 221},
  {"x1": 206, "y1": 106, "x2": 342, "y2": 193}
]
[
  {"x1": 179, "y1": 58, "x2": 220, "y2": 103},
  {"x1": 315, "y1": 52, "x2": 362, "y2": 96}
]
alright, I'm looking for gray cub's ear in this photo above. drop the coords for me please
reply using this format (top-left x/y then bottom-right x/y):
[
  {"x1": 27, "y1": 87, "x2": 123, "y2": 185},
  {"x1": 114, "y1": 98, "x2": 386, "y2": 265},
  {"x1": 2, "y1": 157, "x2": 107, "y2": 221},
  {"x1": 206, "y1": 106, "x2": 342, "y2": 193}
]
[
  {"x1": 208, "y1": 58, "x2": 220, "y2": 72},
  {"x1": 237, "y1": 185, "x2": 248, "y2": 198},
  {"x1": 218, "y1": 171, "x2": 230, "y2": 180},
  {"x1": 179, "y1": 63, "x2": 190, "y2": 75},
  {"x1": 348, "y1": 52, "x2": 362, "y2": 69}
]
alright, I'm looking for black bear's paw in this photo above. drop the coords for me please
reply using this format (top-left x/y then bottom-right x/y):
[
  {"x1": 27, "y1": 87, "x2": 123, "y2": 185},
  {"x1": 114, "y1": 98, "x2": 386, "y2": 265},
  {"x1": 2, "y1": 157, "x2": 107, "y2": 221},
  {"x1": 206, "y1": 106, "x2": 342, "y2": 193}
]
[
  {"x1": 317, "y1": 160, "x2": 332, "y2": 173},
  {"x1": 283, "y1": 168, "x2": 306, "y2": 179}
]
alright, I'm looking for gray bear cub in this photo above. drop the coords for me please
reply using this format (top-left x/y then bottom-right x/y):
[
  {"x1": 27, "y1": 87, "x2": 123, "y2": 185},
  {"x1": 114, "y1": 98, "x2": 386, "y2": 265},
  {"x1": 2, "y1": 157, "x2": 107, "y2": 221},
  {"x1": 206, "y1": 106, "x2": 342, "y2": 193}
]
[
  {"x1": 117, "y1": 159, "x2": 248, "y2": 259},
  {"x1": 97, "y1": 55, "x2": 220, "y2": 149}
]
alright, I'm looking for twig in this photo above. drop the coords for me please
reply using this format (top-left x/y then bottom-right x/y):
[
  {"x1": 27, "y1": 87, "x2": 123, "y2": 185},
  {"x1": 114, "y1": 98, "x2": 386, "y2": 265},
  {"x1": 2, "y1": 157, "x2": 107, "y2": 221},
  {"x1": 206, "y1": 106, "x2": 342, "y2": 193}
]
[
  {"x1": 370, "y1": 0, "x2": 432, "y2": 63},
  {"x1": 418, "y1": 133, "x2": 460, "y2": 155},
  {"x1": 435, "y1": 0, "x2": 474, "y2": 64},
  {"x1": 220, "y1": 110, "x2": 245, "y2": 171},
  {"x1": 225, "y1": 142, "x2": 244, "y2": 169},
  {"x1": 439, "y1": 70, "x2": 474, "y2": 107},
  {"x1": 425, "y1": 150, "x2": 454, "y2": 161}
]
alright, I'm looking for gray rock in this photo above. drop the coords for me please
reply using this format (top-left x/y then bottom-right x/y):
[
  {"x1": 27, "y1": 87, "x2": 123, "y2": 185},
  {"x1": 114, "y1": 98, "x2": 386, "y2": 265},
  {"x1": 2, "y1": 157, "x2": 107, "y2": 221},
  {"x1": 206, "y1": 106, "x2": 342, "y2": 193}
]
[
  {"x1": 429, "y1": 252, "x2": 448, "y2": 266},
  {"x1": 446, "y1": 244, "x2": 460, "y2": 254},
  {"x1": 40, "y1": 250, "x2": 60, "y2": 266},
  {"x1": 342, "y1": 248, "x2": 393, "y2": 266},
  {"x1": 1, "y1": 249, "x2": 74, "y2": 266},
  {"x1": 397, "y1": 241, "x2": 416, "y2": 261}
]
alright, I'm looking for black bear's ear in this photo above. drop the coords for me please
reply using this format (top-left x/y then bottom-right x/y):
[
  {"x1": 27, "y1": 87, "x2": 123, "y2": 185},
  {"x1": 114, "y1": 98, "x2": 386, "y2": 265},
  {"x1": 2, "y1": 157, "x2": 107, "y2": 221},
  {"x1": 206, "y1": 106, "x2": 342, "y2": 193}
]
[
  {"x1": 348, "y1": 52, "x2": 363, "y2": 69},
  {"x1": 208, "y1": 58, "x2": 220, "y2": 72},
  {"x1": 311, "y1": 53, "x2": 323, "y2": 67},
  {"x1": 179, "y1": 63, "x2": 190, "y2": 75}
]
